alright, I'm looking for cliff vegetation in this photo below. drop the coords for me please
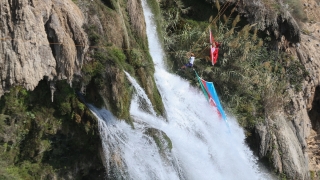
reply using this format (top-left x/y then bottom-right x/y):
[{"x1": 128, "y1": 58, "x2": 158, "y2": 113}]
[{"x1": 0, "y1": 80, "x2": 104, "y2": 179}]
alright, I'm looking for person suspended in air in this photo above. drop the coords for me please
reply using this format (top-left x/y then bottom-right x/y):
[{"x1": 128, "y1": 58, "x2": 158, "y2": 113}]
[{"x1": 181, "y1": 53, "x2": 195, "y2": 69}]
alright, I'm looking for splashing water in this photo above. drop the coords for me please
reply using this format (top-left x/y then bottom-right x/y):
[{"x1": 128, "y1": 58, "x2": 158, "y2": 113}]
[{"x1": 89, "y1": 0, "x2": 272, "y2": 179}]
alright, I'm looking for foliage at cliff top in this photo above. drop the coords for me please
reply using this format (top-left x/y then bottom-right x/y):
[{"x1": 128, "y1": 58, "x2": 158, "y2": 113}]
[{"x1": 159, "y1": 0, "x2": 308, "y2": 129}]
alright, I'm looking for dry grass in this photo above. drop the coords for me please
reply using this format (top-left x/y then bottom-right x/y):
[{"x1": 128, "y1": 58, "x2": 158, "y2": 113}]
[
  {"x1": 284, "y1": 0, "x2": 307, "y2": 22},
  {"x1": 262, "y1": 0, "x2": 280, "y2": 11}
]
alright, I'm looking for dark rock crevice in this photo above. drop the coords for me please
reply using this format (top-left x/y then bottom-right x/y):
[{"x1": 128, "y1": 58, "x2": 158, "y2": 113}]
[
  {"x1": 101, "y1": 0, "x2": 115, "y2": 10},
  {"x1": 277, "y1": 16, "x2": 300, "y2": 43},
  {"x1": 308, "y1": 86, "x2": 320, "y2": 133},
  {"x1": 45, "y1": 16, "x2": 59, "y2": 62},
  {"x1": 65, "y1": 13, "x2": 85, "y2": 68},
  {"x1": 8, "y1": 0, "x2": 19, "y2": 23}
]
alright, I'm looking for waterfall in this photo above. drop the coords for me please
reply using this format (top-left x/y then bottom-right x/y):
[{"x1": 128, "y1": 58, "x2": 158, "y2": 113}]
[{"x1": 88, "y1": 0, "x2": 273, "y2": 179}]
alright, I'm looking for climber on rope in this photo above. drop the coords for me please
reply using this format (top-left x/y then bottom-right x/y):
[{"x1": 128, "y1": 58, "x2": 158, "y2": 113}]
[{"x1": 181, "y1": 53, "x2": 195, "y2": 69}]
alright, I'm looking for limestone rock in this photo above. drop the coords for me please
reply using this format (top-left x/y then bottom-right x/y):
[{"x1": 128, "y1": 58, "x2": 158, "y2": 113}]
[
  {"x1": 255, "y1": 112, "x2": 310, "y2": 179},
  {"x1": 0, "y1": 0, "x2": 88, "y2": 96}
]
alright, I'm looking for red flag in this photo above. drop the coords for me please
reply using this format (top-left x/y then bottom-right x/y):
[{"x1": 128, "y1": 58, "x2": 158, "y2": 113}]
[{"x1": 209, "y1": 29, "x2": 219, "y2": 65}]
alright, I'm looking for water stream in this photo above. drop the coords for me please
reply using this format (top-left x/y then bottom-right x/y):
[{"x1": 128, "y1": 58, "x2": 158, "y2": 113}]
[{"x1": 88, "y1": 0, "x2": 271, "y2": 179}]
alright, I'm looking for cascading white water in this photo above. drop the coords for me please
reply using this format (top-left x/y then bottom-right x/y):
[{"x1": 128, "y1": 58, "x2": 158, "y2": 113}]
[{"x1": 89, "y1": 0, "x2": 273, "y2": 179}]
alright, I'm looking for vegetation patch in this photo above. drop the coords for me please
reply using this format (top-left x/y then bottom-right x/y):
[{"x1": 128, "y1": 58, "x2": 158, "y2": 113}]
[
  {"x1": 0, "y1": 80, "x2": 104, "y2": 179},
  {"x1": 160, "y1": 0, "x2": 307, "y2": 130}
]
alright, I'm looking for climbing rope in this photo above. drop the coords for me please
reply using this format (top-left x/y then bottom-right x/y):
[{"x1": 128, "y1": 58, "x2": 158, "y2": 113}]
[
  {"x1": 193, "y1": 0, "x2": 241, "y2": 59},
  {"x1": 188, "y1": 1, "x2": 233, "y2": 57}
]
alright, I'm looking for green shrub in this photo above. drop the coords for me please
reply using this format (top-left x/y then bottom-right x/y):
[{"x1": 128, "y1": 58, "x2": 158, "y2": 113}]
[
  {"x1": 60, "y1": 102, "x2": 71, "y2": 115},
  {"x1": 4, "y1": 161, "x2": 54, "y2": 179},
  {"x1": 129, "y1": 49, "x2": 143, "y2": 67},
  {"x1": 108, "y1": 47, "x2": 126, "y2": 66}
]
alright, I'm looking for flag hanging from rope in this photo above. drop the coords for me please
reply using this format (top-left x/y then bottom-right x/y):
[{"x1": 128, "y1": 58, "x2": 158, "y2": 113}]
[
  {"x1": 209, "y1": 29, "x2": 219, "y2": 65},
  {"x1": 195, "y1": 70, "x2": 226, "y2": 120}
]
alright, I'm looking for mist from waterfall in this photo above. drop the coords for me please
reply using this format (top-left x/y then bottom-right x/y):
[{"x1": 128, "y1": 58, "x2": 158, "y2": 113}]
[{"x1": 88, "y1": 0, "x2": 273, "y2": 179}]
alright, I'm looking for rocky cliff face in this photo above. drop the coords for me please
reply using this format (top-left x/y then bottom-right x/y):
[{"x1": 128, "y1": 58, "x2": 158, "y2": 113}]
[
  {"x1": 236, "y1": 0, "x2": 301, "y2": 43},
  {"x1": 299, "y1": 0, "x2": 320, "y2": 177},
  {"x1": 236, "y1": 0, "x2": 320, "y2": 179},
  {"x1": 0, "y1": 0, "x2": 88, "y2": 96},
  {"x1": 205, "y1": 0, "x2": 302, "y2": 42}
]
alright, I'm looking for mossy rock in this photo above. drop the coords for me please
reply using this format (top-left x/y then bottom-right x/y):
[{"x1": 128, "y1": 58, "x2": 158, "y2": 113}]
[{"x1": 145, "y1": 128, "x2": 172, "y2": 153}]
